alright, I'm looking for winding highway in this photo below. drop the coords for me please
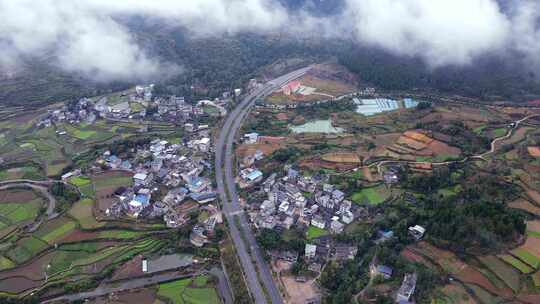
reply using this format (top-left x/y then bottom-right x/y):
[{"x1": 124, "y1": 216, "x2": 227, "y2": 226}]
[{"x1": 215, "y1": 67, "x2": 311, "y2": 304}]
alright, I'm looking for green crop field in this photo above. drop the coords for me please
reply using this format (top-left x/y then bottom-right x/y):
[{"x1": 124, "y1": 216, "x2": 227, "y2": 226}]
[
  {"x1": 493, "y1": 128, "x2": 507, "y2": 138},
  {"x1": 351, "y1": 186, "x2": 388, "y2": 205},
  {"x1": 307, "y1": 226, "x2": 329, "y2": 240},
  {"x1": 93, "y1": 175, "x2": 133, "y2": 189},
  {"x1": 478, "y1": 256, "x2": 520, "y2": 292},
  {"x1": 6, "y1": 237, "x2": 48, "y2": 264},
  {"x1": 157, "y1": 277, "x2": 219, "y2": 304},
  {"x1": 511, "y1": 249, "x2": 540, "y2": 269},
  {"x1": 69, "y1": 176, "x2": 92, "y2": 187},
  {"x1": 499, "y1": 254, "x2": 533, "y2": 274},
  {"x1": 532, "y1": 272, "x2": 540, "y2": 287},
  {"x1": 0, "y1": 166, "x2": 45, "y2": 181},
  {"x1": 0, "y1": 199, "x2": 42, "y2": 224},
  {"x1": 68, "y1": 199, "x2": 99, "y2": 227},
  {"x1": 40, "y1": 220, "x2": 76, "y2": 244},
  {"x1": 193, "y1": 275, "x2": 208, "y2": 287},
  {"x1": 0, "y1": 256, "x2": 15, "y2": 270},
  {"x1": 99, "y1": 230, "x2": 145, "y2": 239},
  {"x1": 158, "y1": 279, "x2": 191, "y2": 304}
]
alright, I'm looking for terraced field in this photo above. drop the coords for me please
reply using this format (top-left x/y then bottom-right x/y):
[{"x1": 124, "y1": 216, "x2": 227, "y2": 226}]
[{"x1": 0, "y1": 180, "x2": 170, "y2": 300}]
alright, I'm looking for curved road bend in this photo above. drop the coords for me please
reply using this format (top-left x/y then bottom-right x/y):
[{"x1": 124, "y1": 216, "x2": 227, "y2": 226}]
[{"x1": 215, "y1": 67, "x2": 311, "y2": 304}]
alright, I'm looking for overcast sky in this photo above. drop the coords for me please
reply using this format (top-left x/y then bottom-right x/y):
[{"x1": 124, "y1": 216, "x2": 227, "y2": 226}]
[{"x1": 0, "y1": 0, "x2": 538, "y2": 81}]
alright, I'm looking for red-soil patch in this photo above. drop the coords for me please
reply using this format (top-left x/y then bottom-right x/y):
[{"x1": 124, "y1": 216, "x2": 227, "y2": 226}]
[
  {"x1": 60, "y1": 229, "x2": 100, "y2": 243},
  {"x1": 258, "y1": 136, "x2": 287, "y2": 144},
  {"x1": 528, "y1": 147, "x2": 540, "y2": 157},
  {"x1": 525, "y1": 187, "x2": 540, "y2": 205},
  {"x1": 0, "y1": 189, "x2": 37, "y2": 203},
  {"x1": 440, "y1": 284, "x2": 477, "y2": 304},
  {"x1": 428, "y1": 140, "x2": 461, "y2": 156},
  {"x1": 276, "y1": 113, "x2": 288, "y2": 121},
  {"x1": 526, "y1": 220, "x2": 540, "y2": 232},
  {"x1": 455, "y1": 266, "x2": 513, "y2": 297},
  {"x1": 0, "y1": 276, "x2": 40, "y2": 294},
  {"x1": 518, "y1": 294, "x2": 540, "y2": 304},
  {"x1": 517, "y1": 235, "x2": 540, "y2": 257},
  {"x1": 299, "y1": 158, "x2": 358, "y2": 172},
  {"x1": 236, "y1": 142, "x2": 284, "y2": 160},
  {"x1": 401, "y1": 248, "x2": 437, "y2": 270},
  {"x1": 509, "y1": 199, "x2": 540, "y2": 215},
  {"x1": 110, "y1": 255, "x2": 144, "y2": 281}
]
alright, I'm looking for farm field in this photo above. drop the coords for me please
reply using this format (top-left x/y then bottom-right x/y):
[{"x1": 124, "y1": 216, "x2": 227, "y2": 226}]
[
  {"x1": 307, "y1": 226, "x2": 329, "y2": 240},
  {"x1": 0, "y1": 169, "x2": 175, "y2": 300},
  {"x1": 351, "y1": 185, "x2": 390, "y2": 205},
  {"x1": 0, "y1": 189, "x2": 44, "y2": 230},
  {"x1": 157, "y1": 276, "x2": 219, "y2": 304},
  {"x1": 478, "y1": 255, "x2": 521, "y2": 292}
]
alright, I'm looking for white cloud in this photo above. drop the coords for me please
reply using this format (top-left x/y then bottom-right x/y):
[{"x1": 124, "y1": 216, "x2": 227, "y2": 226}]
[
  {"x1": 1, "y1": 0, "x2": 540, "y2": 81},
  {"x1": 343, "y1": 0, "x2": 511, "y2": 67}
]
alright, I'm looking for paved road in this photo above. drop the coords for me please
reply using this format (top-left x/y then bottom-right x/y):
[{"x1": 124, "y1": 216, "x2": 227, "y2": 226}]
[
  {"x1": 215, "y1": 67, "x2": 310, "y2": 304},
  {"x1": 210, "y1": 266, "x2": 234, "y2": 304}
]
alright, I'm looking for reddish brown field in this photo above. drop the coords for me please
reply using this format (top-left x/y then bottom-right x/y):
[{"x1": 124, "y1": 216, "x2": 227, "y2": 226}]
[
  {"x1": 60, "y1": 230, "x2": 100, "y2": 243},
  {"x1": 110, "y1": 255, "x2": 144, "y2": 281},
  {"x1": 509, "y1": 199, "x2": 540, "y2": 215},
  {"x1": 439, "y1": 283, "x2": 477, "y2": 304},
  {"x1": 519, "y1": 294, "x2": 540, "y2": 304},
  {"x1": 276, "y1": 112, "x2": 288, "y2": 121},
  {"x1": 428, "y1": 140, "x2": 461, "y2": 156},
  {"x1": 516, "y1": 234, "x2": 540, "y2": 257},
  {"x1": 321, "y1": 152, "x2": 361, "y2": 164},
  {"x1": 410, "y1": 242, "x2": 513, "y2": 297},
  {"x1": 401, "y1": 248, "x2": 437, "y2": 270},
  {"x1": 403, "y1": 130, "x2": 434, "y2": 144},
  {"x1": 299, "y1": 158, "x2": 358, "y2": 171},
  {"x1": 528, "y1": 147, "x2": 540, "y2": 157},
  {"x1": 236, "y1": 142, "x2": 284, "y2": 160},
  {"x1": 0, "y1": 189, "x2": 36, "y2": 203},
  {"x1": 0, "y1": 276, "x2": 40, "y2": 294}
]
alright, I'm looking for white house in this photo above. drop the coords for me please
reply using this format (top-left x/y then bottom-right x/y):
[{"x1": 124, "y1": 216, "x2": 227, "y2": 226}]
[
  {"x1": 305, "y1": 244, "x2": 317, "y2": 258},
  {"x1": 408, "y1": 225, "x2": 426, "y2": 240},
  {"x1": 244, "y1": 132, "x2": 259, "y2": 144},
  {"x1": 311, "y1": 215, "x2": 326, "y2": 229}
]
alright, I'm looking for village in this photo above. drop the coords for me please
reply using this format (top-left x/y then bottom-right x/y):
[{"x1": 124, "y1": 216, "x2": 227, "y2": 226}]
[
  {"x1": 36, "y1": 83, "x2": 241, "y2": 129},
  {"x1": 236, "y1": 130, "x2": 427, "y2": 303}
]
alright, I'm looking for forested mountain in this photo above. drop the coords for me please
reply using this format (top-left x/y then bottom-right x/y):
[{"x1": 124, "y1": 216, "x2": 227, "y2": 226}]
[{"x1": 1, "y1": 1, "x2": 540, "y2": 106}]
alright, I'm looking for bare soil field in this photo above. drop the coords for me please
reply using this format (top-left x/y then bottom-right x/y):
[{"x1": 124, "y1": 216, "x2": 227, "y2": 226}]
[
  {"x1": 110, "y1": 254, "x2": 144, "y2": 281},
  {"x1": 519, "y1": 294, "x2": 540, "y2": 304},
  {"x1": 514, "y1": 235, "x2": 540, "y2": 258},
  {"x1": 439, "y1": 283, "x2": 477, "y2": 304},
  {"x1": 0, "y1": 276, "x2": 40, "y2": 294},
  {"x1": 528, "y1": 146, "x2": 540, "y2": 157},
  {"x1": 401, "y1": 248, "x2": 437, "y2": 270},
  {"x1": 91, "y1": 287, "x2": 157, "y2": 304},
  {"x1": 282, "y1": 275, "x2": 320, "y2": 304},
  {"x1": 0, "y1": 189, "x2": 37, "y2": 203},
  {"x1": 509, "y1": 199, "x2": 540, "y2": 215},
  {"x1": 236, "y1": 142, "x2": 284, "y2": 160},
  {"x1": 321, "y1": 152, "x2": 361, "y2": 164},
  {"x1": 299, "y1": 157, "x2": 358, "y2": 172}
]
